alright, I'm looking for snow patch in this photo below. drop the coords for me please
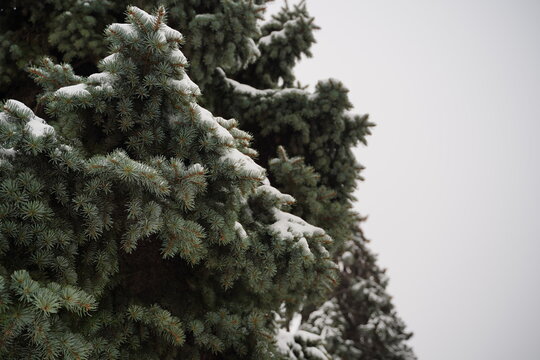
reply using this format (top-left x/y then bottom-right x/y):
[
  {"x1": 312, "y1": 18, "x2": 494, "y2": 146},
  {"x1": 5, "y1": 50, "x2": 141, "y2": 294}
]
[
  {"x1": 109, "y1": 23, "x2": 138, "y2": 38},
  {"x1": 162, "y1": 25, "x2": 184, "y2": 42},
  {"x1": 3, "y1": 100, "x2": 55, "y2": 138},
  {"x1": 194, "y1": 13, "x2": 214, "y2": 21},
  {"x1": 304, "y1": 347, "x2": 328, "y2": 359},
  {"x1": 168, "y1": 76, "x2": 201, "y2": 97},
  {"x1": 275, "y1": 312, "x2": 329, "y2": 359},
  {"x1": 195, "y1": 105, "x2": 234, "y2": 144},
  {"x1": 26, "y1": 116, "x2": 55, "y2": 138},
  {"x1": 88, "y1": 72, "x2": 115, "y2": 83},
  {"x1": 259, "y1": 28, "x2": 287, "y2": 46},
  {"x1": 170, "y1": 49, "x2": 187, "y2": 65},
  {"x1": 256, "y1": 180, "x2": 295, "y2": 205},
  {"x1": 218, "y1": 68, "x2": 309, "y2": 98},
  {"x1": 101, "y1": 53, "x2": 119, "y2": 66},
  {"x1": 55, "y1": 83, "x2": 90, "y2": 98},
  {"x1": 244, "y1": 37, "x2": 261, "y2": 65},
  {"x1": 259, "y1": 18, "x2": 303, "y2": 46},
  {"x1": 0, "y1": 147, "x2": 16, "y2": 157},
  {"x1": 222, "y1": 73, "x2": 268, "y2": 96},
  {"x1": 4, "y1": 99, "x2": 33, "y2": 118},
  {"x1": 276, "y1": 328, "x2": 296, "y2": 357},
  {"x1": 88, "y1": 71, "x2": 116, "y2": 92},
  {"x1": 246, "y1": 37, "x2": 261, "y2": 57},
  {"x1": 220, "y1": 147, "x2": 265, "y2": 177},
  {"x1": 128, "y1": 6, "x2": 156, "y2": 26},
  {"x1": 234, "y1": 222, "x2": 248, "y2": 240},
  {"x1": 295, "y1": 238, "x2": 314, "y2": 260},
  {"x1": 270, "y1": 208, "x2": 325, "y2": 242}
]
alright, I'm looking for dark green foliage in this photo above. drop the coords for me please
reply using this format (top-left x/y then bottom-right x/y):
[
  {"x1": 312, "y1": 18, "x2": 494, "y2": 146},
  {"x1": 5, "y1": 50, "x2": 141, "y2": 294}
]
[
  {"x1": 216, "y1": 73, "x2": 373, "y2": 204},
  {"x1": 0, "y1": 7, "x2": 337, "y2": 358},
  {"x1": 0, "y1": 0, "x2": 264, "y2": 105},
  {"x1": 237, "y1": 1, "x2": 319, "y2": 89},
  {"x1": 0, "y1": 1, "x2": 416, "y2": 359},
  {"x1": 268, "y1": 147, "x2": 415, "y2": 360},
  {"x1": 268, "y1": 146, "x2": 358, "y2": 255},
  {"x1": 303, "y1": 236, "x2": 416, "y2": 360}
]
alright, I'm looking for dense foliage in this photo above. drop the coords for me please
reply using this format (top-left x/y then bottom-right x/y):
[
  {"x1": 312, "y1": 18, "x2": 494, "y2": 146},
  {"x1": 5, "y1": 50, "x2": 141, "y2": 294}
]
[{"x1": 0, "y1": 1, "x2": 415, "y2": 359}]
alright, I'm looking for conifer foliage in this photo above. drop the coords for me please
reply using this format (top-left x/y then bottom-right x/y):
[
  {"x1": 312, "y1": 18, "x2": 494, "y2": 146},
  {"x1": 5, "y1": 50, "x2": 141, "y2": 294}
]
[
  {"x1": 0, "y1": 6, "x2": 337, "y2": 359},
  {"x1": 0, "y1": 1, "x2": 416, "y2": 359}
]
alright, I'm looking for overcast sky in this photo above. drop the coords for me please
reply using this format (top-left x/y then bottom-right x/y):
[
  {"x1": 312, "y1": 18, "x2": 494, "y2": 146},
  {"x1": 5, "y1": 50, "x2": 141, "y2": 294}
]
[{"x1": 267, "y1": 1, "x2": 540, "y2": 359}]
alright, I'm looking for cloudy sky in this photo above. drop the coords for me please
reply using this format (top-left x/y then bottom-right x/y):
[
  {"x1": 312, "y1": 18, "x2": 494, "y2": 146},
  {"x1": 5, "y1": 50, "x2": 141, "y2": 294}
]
[{"x1": 267, "y1": 1, "x2": 540, "y2": 359}]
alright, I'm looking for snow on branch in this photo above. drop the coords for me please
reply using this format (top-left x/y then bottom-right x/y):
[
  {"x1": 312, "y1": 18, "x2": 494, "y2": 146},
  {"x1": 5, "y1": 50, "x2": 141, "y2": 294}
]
[
  {"x1": 256, "y1": 178, "x2": 295, "y2": 205},
  {"x1": 3, "y1": 100, "x2": 55, "y2": 138},
  {"x1": 217, "y1": 68, "x2": 308, "y2": 98},
  {"x1": 220, "y1": 147, "x2": 265, "y2": 179},
  {"x1": 259, "y1": 18, "x2": 304, "y2": 46},
  {"x1": 55, "y1": 83, "x2": 90, "y2": 98}
]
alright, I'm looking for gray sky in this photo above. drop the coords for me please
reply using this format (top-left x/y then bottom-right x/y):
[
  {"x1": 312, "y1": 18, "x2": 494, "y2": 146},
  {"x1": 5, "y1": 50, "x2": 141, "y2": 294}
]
[{"x1": 267, "y1": 1, "x2": 540, "y2": 359}]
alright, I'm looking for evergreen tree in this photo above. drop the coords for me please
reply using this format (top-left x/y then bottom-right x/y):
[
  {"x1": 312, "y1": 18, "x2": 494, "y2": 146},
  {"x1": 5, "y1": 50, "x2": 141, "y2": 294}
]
[
  {"x1": 0, "y1": 0, "x2": 264, "y2": 106},
  {"x1": 0, "y1": 1, "x2": 416, "y2": 359},
  {"x1": 302, "y1": 236, "x2": 416, "y2": 360},
  {"x1": 268, "y1": 148, "x2": 415, "y2": 360},
  {"x1": 0, "y1": 7, "x2": 337, "y2": 359}
]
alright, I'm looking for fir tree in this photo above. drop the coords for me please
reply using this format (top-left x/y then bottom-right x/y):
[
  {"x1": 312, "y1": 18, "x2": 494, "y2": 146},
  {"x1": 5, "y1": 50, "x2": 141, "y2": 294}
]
[
  {"x1": 0, "y1": 1, "x2": 416, "y2": 359},
  {"x1": 268, "y1": 148, "x2": 415, "y2": 360},
  {"x1": 0, "y1": 0, "x2": 264, "y2": 106},
  {"x1": 0, "y1": 7, "x2": 337, "y2": 359},
  {"x1": 302, "y1": 236, "x2": 416, "y2": 360}
]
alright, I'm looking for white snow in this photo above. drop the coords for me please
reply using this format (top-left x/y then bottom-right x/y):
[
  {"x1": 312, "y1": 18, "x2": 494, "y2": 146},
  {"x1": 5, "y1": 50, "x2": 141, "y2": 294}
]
[
  {"x1": 55, "y1": 83, "x2": 90, "y2": 98},
  {"x1": 108, "y1": 23, "x2": 138, "y2": 38},
  {"x1": 26, "y1": 116, "x2": 55, "y2": 138},
  {"x1": 194, "y1": 14, "x2": 214, "y2": 21},
  {"x1": 295, "y1": 238, "x2": 314, "y2": 260},
  {"x1": 270, "y1": 208, "x2": 326, "y2": 242},
  {"x1": 220, "y1": 147, "x2": 265, "y2": 177},
  {"x1": 215, "y1": 117, "x2": 237, "y2": 131},
  {"x1": 276, "y1": 328, "x2": 297, "y2": 357},
  {"x1": 275, "y1": 312, "x2": 329, "y2": 360},
  {"x1": 4, "y1": 99, "x2": 33, "y2": 118},
  {"x1": 170, "y1": 49, "x2": 187, "y2": 66},
  {"x1": 122, "y1": 7, "x2": 184, "y2": 42},
  {"x1": 3, "y1": 100, "x2": 55, "y2": 138},
  {"x1": 245, "y1": 38, "x2": 261, "y2": 63},
  {"x1": 154, "y1": 27, "x2": 167, "y2": 43},
  {"x1": 101, "y1": 53, "x2": 119, "y2": 66},
  {"x1": 246, "y1": 38, "x2": 261, "y2": 56},
  {"x1": 296, "y1": 329, "x2": 321, "y2": 343},
  {"x1": 0, "y1": 147, "x2": 16, "y2": 157},
  {"x1": 128, "y1": 6, "x2": 156, "y2": 26},
  {"x1": 258, "y1": 18, "x2": 303, "y2": 46},
  {"x1": 222, "y1": 73, "x2": 268, "y2": 96},
  {"x1": 195, "y1": 105, "x2": 234, "y2": 144},
  {"x1": 88, "y1": 72, "x2": 115, "y2": 83},
  {"x1": 87, "y1": 71, "x2": 116, "y2": 92},
  {"x1": 168, "y1": 76, "x2": 201, "y2": 97},
  {"x1": 276, "y1": 88, "x2": 308, "y2": 96},
  {"x1": 342, "y1": 250, "x2": 354, "y2": 266},
  {"x1": 218, "y1": 68, "x2": 309, "y2": 98},
  {"x1": 304, "y1": 347, "x2": 328, "y2": 359},
  {"x1": 259, "y1": 28, "x2": 287, "y2": 46},
  {"x1": 162, "y1": 25, "x2": 184, "y2": 43},
  {"x1": 234, "y1": 221, "x2": 248, "y2": 240},
  {"x1": 256, "y1": 180, "x2": 296, "y2": 205},
  {"x1": 290, "y1": 312, "x2": 302, "y2": 333}
]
